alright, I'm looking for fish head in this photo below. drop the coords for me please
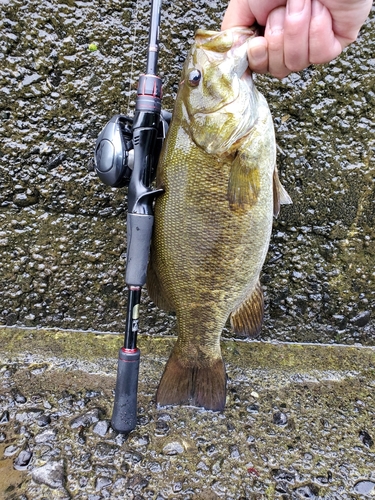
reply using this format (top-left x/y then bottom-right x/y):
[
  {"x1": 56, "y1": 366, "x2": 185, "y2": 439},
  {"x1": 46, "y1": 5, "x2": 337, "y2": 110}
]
[{"x1": 179, "y1": 28, "x2": 258, "y2": 154}]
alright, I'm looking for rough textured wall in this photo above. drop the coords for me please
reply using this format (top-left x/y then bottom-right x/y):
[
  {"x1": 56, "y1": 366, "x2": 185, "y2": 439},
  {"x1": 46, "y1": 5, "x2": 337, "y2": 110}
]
[{"x1": 0, "y1": 0, "x2": 374, "y2": 344}]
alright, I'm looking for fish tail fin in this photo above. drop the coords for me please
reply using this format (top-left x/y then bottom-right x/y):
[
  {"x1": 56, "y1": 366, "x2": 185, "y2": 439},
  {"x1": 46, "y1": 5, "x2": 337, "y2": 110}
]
[{"x1": 156, "y1": 349, "x2": 226, "y2": 411}]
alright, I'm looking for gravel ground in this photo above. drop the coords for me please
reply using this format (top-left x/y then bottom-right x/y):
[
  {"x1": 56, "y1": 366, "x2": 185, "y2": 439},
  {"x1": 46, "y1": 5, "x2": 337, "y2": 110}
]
[{"x1": 1, "y1": 327, "x2": 375, "y2": 499}]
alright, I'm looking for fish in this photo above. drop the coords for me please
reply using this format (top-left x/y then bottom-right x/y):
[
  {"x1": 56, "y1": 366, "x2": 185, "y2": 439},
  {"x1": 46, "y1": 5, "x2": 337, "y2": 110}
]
[{"x1": 147, "y1": 27, "x2": 291, "y2": 411}]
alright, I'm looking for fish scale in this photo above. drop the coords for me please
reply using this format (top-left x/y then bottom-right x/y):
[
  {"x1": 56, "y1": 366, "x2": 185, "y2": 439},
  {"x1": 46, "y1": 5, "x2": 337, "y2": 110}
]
[{"x1": 147, "y1": 27, "x2": 291, "y2": 411}]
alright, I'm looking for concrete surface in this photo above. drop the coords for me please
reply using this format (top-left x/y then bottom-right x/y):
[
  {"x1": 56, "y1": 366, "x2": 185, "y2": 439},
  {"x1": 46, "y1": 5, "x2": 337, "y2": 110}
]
[
  {"x1": 0, "y1": 1, "x2": 374, "y2": 342},
  {"x1": 1, "y1": 327, "x2": 375, "y2": 499}
]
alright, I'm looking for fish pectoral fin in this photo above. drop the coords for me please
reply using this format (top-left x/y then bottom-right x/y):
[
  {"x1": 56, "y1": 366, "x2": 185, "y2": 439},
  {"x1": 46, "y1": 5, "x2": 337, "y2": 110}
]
[
  {"x1": 227, "y1": 150, "x2": 260, "y2": 211},
  {"x1": 230, "y1": 281, "x2": 264, "y2": 338},
  {"x1": 273, "y1": 167, "x2": 292, "y2": 217},
  {"x1": 156, "y1": 349, "x2": 226, "y2": 411}
]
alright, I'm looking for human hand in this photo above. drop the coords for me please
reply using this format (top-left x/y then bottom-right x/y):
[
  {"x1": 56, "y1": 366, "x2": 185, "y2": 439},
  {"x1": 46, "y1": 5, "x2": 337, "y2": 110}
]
[{"x1": 221, "y1": 0, "x2": 372, "y2": 78}]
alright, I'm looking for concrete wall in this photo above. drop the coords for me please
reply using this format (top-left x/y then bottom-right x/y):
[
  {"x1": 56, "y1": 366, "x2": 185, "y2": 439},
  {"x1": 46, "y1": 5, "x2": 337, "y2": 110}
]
[{"x1": 0, "y1": 0, "x2": 374, "y2": 344}]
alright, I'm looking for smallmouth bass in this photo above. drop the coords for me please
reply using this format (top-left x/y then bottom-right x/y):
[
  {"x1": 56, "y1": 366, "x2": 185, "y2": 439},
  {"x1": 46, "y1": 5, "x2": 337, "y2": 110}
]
[{"x1": 147, "y1": 27, "x2": 291, "y2": 411}]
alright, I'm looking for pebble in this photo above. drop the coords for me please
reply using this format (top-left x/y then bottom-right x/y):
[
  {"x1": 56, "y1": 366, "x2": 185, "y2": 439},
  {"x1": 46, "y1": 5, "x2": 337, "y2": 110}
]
[
  {"x1": 93, "y1": 419, "x2": 110, "y2": 436},
  {"x1": 353, "y1": 480, "x2": 375, "y2": 495},
  {"x1": 96, "y1": 476, "x2": 112, "y2": 491},
  {"x1": 350, "y1": 311, "x2": 371, "y2": 327},
  {"x1": 154, "y1": 420, "x2": 169, "y2": 436},
  {"x1": 247, "y1": 403, "x2": 259, "y2": 414},
  {"x1": 229, "y1": 444, "x2": 240, "y2": 459},
  {"x1": 14, "y1": 449, "x2": 33, "y2": 470},
  {"x1": 13, "y1": 191, "x2": 38, "y2": 207},
  {"x1": 359, "y1": 430, "x2": 374, "y2": 448},
  {"x1": 14, "y1": 392, "x2": 27, "y2": 404},
  {"x1": 273, "y1": 411, "x2": 288, "y2": 426},
  {"x1": 123, "y1": 451, "x2": 143, "y2": 465},
  {"x1": 0, "y1": 410, "x2": 10, "y2": 424},
  {"x1": 4, "y1": 444, "x2": 20, "y2": 457},
  {"x1": 173, "y1": 481, "x2": 183, "y2": 492},
  {"x1": 37, "y1": 414, "x2": 51, "y2": 427},
  {"x1": 149, "y1": 461, "x2": 162, "y2": 473},
  {"x1": 272, "y1": 469, "x2": 296, "y2": 483},
  {"x1": 94, "y1": 442, "x2": 119, "y2": 459},
  {"x1": 34, "y1": 429, "x2": 57, "y2": 443},
  {"x1": 15, "y1": 408, "x2": 44, "y2": 423},
  {"x1": 162, "y1": 440, "x2": 184, "y2": 455},
  {"x1": 129, "y1": 433, "x2": 150, "y2": 447},
  {"x1": 32, "y1": 460, "x2": 65, "y2": 489},
  {"x1": 70, "y1": 408, "x2": 102, "y2": 428},
  {"x1": 294, "y1": 484, "x2": 318, "y2": 498},
  {"x1": 127, "y1": 473, "x2": 149, "y2": 490}
]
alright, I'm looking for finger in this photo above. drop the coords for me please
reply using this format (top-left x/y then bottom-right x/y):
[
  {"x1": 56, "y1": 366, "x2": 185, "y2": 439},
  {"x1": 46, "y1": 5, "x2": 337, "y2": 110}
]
[
  {"x1": 265, "y1": 7, "x2": 290, "y2": 79},
  {"x1": 322, "y1": 0, "x2": 373, "y2": 46},
  {"x1": 221, "y1": 0, "x2": 256, "y2": 30},
  {"x1": 247, "y1": 37, "x2": 269, "y2": 74},
  {"x1": 309, "y1": 0, "x2": 342, "y2": 64},
  {"x1": 283, "y1": 0, "x2": 311, "y2": 71},
  {"x1": 222, "y1": 0, "x2": 287, "y2": 30}
]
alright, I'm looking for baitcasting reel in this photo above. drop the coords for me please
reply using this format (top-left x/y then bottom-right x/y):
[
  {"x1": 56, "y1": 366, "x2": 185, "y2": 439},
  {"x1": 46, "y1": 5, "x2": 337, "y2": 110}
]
[{"x1": 94, "y1": 110, "x2": 171, "y2": 188}]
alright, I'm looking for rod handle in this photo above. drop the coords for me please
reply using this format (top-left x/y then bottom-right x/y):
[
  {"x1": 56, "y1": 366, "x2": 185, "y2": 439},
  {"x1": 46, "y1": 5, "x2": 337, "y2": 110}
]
[{"x1": 111, "y1": 347, "x2": 140, "y2": 433}]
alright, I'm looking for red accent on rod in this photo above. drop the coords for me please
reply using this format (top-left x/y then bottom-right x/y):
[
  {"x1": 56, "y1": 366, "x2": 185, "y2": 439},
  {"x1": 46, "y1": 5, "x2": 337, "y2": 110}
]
[{"x1": 122, "y1": 347, "x2": 138, "y2": 354}]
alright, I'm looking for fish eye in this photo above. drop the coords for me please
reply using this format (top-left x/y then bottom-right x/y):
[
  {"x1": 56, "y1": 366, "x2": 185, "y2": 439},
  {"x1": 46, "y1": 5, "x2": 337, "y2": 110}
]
[{"x1": 188, "y1": 69, "x2": 201, "y2": 87}]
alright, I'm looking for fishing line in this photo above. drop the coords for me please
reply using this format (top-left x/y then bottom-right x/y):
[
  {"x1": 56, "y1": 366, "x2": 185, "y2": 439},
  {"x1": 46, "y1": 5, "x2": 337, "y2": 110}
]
[{"x1": 126, "y1": 0, "x2": 140, "y2": 115}]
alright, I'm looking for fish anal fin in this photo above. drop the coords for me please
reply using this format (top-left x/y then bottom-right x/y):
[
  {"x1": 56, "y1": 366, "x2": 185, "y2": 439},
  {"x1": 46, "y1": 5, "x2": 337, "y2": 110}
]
[
  {"x1": 230, "y1": 282, "x2": 264, "y2": 338},
  {"x1": 227, "y1": 150, "x2": 260, "y2": 211},
  {"x1": 273, "y1": 167, "x2": 292, "y2": 217},
  {"x1": 156, "y1": 349, "x2": 226, "y2": 411}
]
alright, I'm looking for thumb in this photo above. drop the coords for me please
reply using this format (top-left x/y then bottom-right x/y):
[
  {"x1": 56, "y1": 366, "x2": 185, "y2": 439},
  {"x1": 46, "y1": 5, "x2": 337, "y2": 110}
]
[{"x1": 247, "y1": 37, "x2": 269, "y2": 74}]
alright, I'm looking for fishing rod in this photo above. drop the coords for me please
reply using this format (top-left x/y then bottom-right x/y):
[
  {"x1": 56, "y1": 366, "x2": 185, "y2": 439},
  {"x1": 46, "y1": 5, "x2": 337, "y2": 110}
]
[{"x1": 94, "y1": 0, "x2": 168, "y2": 433}]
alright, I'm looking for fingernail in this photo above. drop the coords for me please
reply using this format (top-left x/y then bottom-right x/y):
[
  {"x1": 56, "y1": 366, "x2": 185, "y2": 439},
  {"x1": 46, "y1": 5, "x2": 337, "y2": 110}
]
[
  {"x1": 248, "y1": 42, "x2": 267, "y2": 63},
  {"x1": 311, "y1": 0, "x2": 324, "y2": 16},
  {"x1": 269, "y1": 8, "x2": 285, "y2": 34},
  {"x1": 287, "y1": 0, "x2": 306, "y2": 15}
]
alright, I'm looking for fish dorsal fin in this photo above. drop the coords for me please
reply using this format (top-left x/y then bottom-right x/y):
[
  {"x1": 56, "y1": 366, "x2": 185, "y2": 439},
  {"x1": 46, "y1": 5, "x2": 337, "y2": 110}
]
[
  {"x1": 230, "y1": 281, "x2": 264, "y2": 338},
  {"x1": 273, "y1": 167, "x2": 292, "y2": 217}
]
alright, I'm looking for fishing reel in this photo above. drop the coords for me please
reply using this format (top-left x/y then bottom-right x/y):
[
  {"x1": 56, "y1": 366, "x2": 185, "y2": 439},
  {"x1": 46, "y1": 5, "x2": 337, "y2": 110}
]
[{"x1": 94, "y1": 111, "x2": 171, "y2": 188}]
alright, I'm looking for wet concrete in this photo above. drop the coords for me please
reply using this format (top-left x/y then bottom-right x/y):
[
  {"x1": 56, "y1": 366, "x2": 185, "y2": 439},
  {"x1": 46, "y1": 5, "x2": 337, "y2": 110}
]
[
  {"x1": 0, "y1": 0, "x2": 374, "y2": 343},
  {"x1": 1, "y1": 327, "x2": 375, "y2": 499}
]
